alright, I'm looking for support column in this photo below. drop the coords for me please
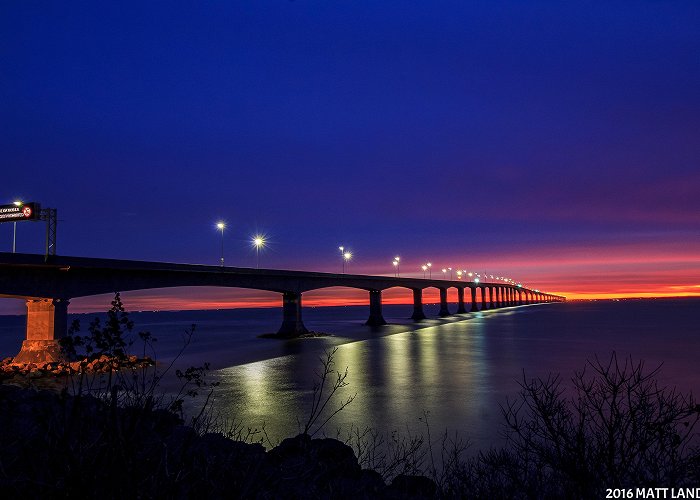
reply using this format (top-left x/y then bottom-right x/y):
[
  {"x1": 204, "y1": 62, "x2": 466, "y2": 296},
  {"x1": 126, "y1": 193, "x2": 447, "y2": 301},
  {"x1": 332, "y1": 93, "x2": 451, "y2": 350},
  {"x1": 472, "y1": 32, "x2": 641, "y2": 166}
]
[
  {"x1": 14, "y1": 298, "x2": 70, "y2": 364},
  {"x1": 456, "y1": 287, "x2": 466, "y2": 313},
  {"x1": 510, "y1": 288, "x2": 515, "y2": 306},
  {"x1": 470, "y1": 286, "x2": 478, "y2": 312},
  {"x1": 495, "y1": 286, "x2": 501, "y2": 308},
  {"x1": 517, "y1": 289, "x2": 523, "y2": 305},
  {"x1": 489, "y1": 286, "x2": 495, "y2": 309},
  {"x1": 525, "y1": 290, "x2": 530, "y2": 305},
  {"x1": 480, "y1": 286, "x2": 487, "y2": 310},
  {"x1": 366, "y1": 290, "x2": 387, "y2": 326},
  {"x1": 277, "y1": 291, "x2": 309, "y2": 337},
  {"x1": 411, "y1": 288, "x2": 426, "y2": 321},
  {"x1": 438, "y1": 288, "x2": 450, "y2": 317}
]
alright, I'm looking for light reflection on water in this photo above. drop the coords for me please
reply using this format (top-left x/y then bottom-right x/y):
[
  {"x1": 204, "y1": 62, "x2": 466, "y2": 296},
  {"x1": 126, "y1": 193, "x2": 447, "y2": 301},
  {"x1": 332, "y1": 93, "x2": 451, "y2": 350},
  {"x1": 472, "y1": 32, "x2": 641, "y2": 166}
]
[
  {"x1": 204, "y1": 300, "x2": 700, "y2": 450},
  {"x1": 1, "y1": 300, "x2": 698, "y2": 451},
  {"x1": 212, "y1": 315, "x2": 507, "y2": 447}
]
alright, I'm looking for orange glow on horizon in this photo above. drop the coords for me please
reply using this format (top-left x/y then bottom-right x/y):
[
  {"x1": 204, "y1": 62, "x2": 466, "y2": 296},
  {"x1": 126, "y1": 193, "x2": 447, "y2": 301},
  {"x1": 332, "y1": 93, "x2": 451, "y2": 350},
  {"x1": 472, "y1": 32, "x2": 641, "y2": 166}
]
[{"x1": 57, "y1": 282, "x2": 699, "y2": 315}]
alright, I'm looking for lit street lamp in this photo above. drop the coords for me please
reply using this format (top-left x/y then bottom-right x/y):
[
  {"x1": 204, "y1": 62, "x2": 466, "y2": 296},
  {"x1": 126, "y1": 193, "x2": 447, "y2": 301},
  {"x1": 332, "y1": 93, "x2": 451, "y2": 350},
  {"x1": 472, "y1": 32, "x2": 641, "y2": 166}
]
[
  {"x1": 216, "y1": 221, "x2": 226, "y2": 266},
  {"x1": 394, "y1": 256, "x2": 400, "y2": 277},
  {"x1": 442, "y1": 268, "x2": 447, "y2": 279},
  {"x1": 448, "y1": 267, "x2": 453, "y2": 280},
  {"x1": 427, "y1": 262, "x2": 432, "y2": 278},
  {"x1": 12, "y1": 200, "x2": 21, "y2": 253},
  {"x1": 392, "y1": 260, "x2": 398, "y2": 277},
  {"x1": 456, "y1": 270, "x2": 463, "y2": 279},
  {"x1": 421, "y1": 264, "x2": 427, "y2": 278},
  {"x1": 343, "y1": 251, "x2": 352, "y2": 273},
  {"x1": 252, "y1": 234, "x2": 266, "y2": 269}
]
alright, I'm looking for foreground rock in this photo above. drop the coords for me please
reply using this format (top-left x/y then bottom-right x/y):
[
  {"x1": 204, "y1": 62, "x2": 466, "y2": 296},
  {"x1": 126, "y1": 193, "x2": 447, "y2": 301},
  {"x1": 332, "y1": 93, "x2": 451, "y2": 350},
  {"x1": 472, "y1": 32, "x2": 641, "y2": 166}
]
[
  {"x1": 0, "y1": 354, "x2": 154, "y2": 381},
  {"x1": 0, "y1": 384, "x2": 437, "y2": 498}
]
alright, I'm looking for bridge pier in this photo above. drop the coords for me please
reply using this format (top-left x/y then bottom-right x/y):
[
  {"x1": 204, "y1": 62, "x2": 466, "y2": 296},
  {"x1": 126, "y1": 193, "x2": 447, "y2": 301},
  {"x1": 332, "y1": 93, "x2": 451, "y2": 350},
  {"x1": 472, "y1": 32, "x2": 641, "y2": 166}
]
[
  {"x1": 456, "y1": 288, "x2": 466, "y2": 313},
  {"x1": 411, "y1": 289, "x2": 426, "y2": 321},
  {"x1": 470, "y1": 287, "x2": 478, "y2": 312},
  {"x1": 438, "y1": 288, "x2": 450, "y2": 317},
  {"x1": 277, "y1": 291, "x2": 309, "y2": 337},
  {"x1": 14, "y1": 298, "x2": 70, "y2": 364},
  {"x1": 480, "y1": 287, "x2": 487, "y2": 310},
  {"x1": 366, "y1": 290, "x2": 387, "y2": 326},
  {"x1": 489, "y1": 286, "x2": 495, "y2": 309}
]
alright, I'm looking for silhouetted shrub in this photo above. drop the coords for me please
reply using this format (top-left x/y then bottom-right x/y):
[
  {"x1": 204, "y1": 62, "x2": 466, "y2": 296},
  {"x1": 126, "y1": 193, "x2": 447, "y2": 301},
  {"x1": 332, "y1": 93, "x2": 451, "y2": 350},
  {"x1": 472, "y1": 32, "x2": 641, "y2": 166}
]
[{"x1": 450, "y1": 353, "x2": 700, "y2": 498}]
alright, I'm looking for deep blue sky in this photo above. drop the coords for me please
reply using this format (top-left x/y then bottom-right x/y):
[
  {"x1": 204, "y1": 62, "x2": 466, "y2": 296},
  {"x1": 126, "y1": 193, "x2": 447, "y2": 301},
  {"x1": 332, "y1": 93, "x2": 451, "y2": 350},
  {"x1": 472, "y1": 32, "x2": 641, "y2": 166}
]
[{"x1": 1, "y1": 1, "x2": 699, "y2": 309}]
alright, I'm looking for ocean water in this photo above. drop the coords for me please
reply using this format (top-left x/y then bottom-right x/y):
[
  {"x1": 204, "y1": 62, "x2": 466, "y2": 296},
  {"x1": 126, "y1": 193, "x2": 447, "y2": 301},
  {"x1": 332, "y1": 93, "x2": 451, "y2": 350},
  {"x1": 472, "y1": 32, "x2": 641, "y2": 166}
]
[{"x1": 1, "y1": 299, "x2": 698, "y2": 450}]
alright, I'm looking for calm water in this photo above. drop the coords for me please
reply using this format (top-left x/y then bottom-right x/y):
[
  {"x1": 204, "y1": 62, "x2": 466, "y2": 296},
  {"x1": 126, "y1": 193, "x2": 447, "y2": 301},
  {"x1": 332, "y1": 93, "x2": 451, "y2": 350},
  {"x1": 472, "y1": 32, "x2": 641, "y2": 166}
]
[{"x1": 1, "y1": 299, "x2": 698, "y2": 450}]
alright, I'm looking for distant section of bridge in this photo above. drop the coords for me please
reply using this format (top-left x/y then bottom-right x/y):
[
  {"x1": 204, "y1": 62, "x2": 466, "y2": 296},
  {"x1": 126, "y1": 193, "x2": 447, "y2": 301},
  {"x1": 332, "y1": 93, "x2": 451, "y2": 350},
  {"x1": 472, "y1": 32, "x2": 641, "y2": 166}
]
[{"x1": 0, "y1": 253, "x2": 565, "y2": 363}]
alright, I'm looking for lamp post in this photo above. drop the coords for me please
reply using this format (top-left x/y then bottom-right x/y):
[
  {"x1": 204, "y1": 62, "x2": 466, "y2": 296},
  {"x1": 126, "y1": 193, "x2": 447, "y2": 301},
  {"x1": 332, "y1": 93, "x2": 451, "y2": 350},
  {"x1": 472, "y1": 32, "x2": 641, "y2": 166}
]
[
  {"x1": 427, "y1": 262, "x2": 432, "y2": 279},
  {"x1": 11, "y1": 200, "x2": 21, "y2": 253},
  {"x1": 421, "y1": 264, "x2": 427, "y2": 278},
  {"x1": 216, "y1": 221, "x2": 225, "y2": 266},
  {"x1": 339, "y1": 246, "x2": 345, "y2": 273},
  {"x1": 448, "y1": 267, "x2": 453, "y2": 280},
  {"x1": 392, "y1": 260, "x2": 398, "y2": 277},
  {"x1": 343, "y1": 251, "x2": 352, "y2": 273},
  {"x1": 252, "y1": 235, "x2": 265, "y2": 269},
  {"x1": 394, "y1": 256, "x2": 400, "y2": 277},
  {"x1": 442, "y1": 268, "x2": 447, "y2": 279}
]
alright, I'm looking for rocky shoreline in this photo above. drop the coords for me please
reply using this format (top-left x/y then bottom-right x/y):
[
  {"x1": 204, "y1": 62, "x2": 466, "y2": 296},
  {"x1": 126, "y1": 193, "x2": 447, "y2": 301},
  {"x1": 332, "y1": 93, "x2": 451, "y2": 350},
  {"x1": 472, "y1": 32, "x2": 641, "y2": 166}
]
[
  {"x1": 0, "y1": 383, "x2": 438, "y2": 498},
  {"x1": 0, "y1": 354, "x2": 155, "y2": 380}
]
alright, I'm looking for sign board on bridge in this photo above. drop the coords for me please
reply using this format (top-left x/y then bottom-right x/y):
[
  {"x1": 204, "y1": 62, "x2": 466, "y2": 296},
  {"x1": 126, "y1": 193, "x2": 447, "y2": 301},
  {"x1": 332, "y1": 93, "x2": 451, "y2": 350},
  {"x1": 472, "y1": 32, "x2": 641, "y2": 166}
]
[{"x1": 0, "y1": 202, "x2": 40, "y2": 222}]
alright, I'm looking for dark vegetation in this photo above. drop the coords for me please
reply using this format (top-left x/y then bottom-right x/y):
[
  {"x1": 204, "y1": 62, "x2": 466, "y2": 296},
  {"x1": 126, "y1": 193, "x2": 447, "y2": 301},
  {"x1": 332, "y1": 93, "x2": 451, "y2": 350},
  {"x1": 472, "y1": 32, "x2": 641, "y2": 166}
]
[{"x1": 1, "y1": 294, "x2": 699, "y2": 498}]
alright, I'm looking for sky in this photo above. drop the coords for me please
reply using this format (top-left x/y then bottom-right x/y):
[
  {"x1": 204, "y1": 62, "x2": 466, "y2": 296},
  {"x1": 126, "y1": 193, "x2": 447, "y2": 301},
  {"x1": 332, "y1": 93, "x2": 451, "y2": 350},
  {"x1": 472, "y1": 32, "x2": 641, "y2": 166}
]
[{"x1": 1, "y1": 1, "x2": 699, "y2": 313}]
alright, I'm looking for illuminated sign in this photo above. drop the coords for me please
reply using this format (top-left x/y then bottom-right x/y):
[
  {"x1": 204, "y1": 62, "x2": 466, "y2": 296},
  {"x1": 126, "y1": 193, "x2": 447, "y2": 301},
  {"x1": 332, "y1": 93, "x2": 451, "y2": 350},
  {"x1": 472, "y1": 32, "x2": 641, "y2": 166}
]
[{"x1": 0, "y1": 202, "x2": 40, "y2": 222}]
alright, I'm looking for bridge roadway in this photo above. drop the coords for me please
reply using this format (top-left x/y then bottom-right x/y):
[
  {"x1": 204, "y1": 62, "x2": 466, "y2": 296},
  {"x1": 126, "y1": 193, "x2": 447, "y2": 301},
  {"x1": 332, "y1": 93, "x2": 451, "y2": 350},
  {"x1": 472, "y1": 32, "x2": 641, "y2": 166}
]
[{"x1": 0, "y1": 253, "x2": 565, "y2": 363}]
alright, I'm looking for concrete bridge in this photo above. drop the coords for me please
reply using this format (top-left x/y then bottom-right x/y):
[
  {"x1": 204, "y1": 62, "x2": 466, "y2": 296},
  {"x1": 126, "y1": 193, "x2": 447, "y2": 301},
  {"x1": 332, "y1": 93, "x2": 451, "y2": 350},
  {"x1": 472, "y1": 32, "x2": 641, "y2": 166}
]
[{"x1": 0, "y1": 253, "x2": 565, "y2": 363}]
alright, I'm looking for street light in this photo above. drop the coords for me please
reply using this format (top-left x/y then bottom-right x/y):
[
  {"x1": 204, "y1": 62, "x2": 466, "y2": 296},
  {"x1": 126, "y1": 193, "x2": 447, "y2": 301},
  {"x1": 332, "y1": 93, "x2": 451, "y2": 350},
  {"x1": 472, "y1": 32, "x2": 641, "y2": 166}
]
[
  {"x1": 343, "y1": 251, "x2": 352, "y2": 273},
  {"x1": 394, "y1": 256, "x2": 400, "y2": 277},
  {"x1": 456, "y1": 270, "x2": 463, "y2": 279},
  {"x1": 338, "y1": 246, "x2": 345, "y2": 273},
  {"x1": 252, "y1": 234, "x2": 266, "y2": 269},
  {"x1": 216, "y1": 221, "x2": 226, "y2": 266},
  {"x1": 427, "y1": 262, "x2": 432, "y2": 279},
  {"x1": 392, "y1": 260, "x2": 398, "y2": 277},
  {"x1": 12, "y1": 200, "x2": 21, "y2": 253},
  {"x1": 448, "y1": 267, "x2": 453, "y2": 280},
  {"x1": 442, "y1": 268, "x2": 447, "y2": 279},
  {"x1": 421, "y1": 264, "x2": 427, "y2": 278}
]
